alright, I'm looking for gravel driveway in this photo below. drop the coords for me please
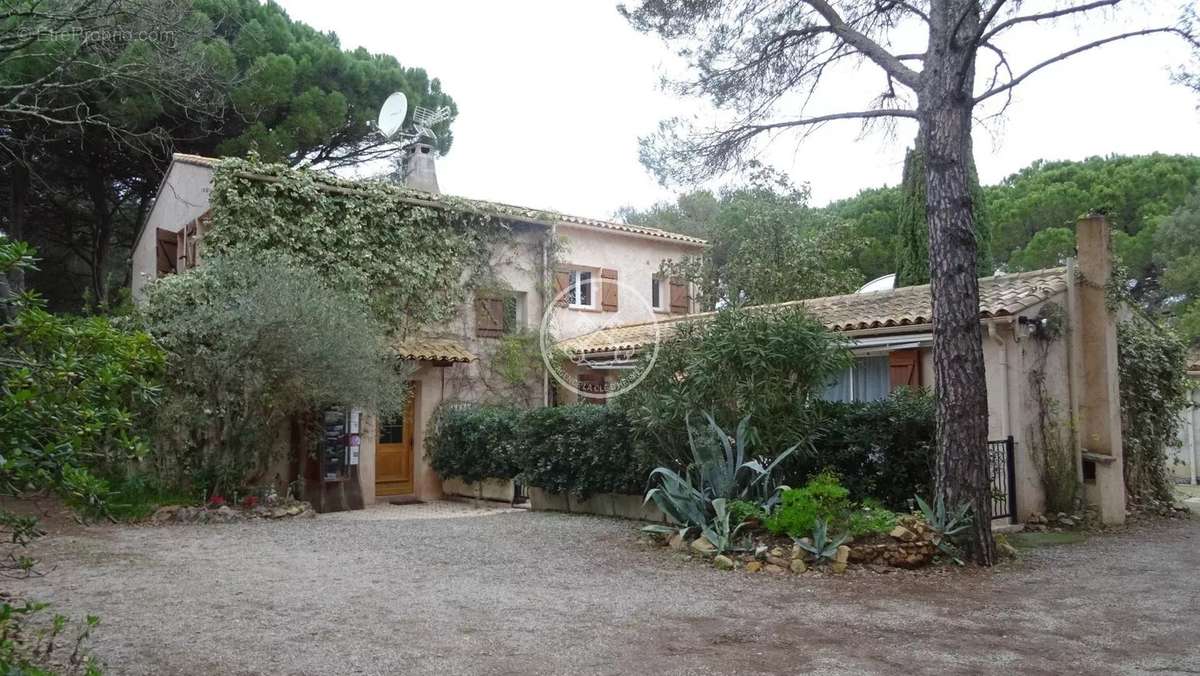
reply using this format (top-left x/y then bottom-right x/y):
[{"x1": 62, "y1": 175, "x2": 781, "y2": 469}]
[{"x1": 12, "y1": 503, "x2": 1200, "y2": 675}]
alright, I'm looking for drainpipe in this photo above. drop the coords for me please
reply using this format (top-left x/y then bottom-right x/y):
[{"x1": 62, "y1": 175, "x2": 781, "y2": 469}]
[
  {"x1": 542, "y1": 227, "x2": 554, "y2": 408},
  {"x1": 987, "y1": 319, "x2": 1012, "y2": 439}
]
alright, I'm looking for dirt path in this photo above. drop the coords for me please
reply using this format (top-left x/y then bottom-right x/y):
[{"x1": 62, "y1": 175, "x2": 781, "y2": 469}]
[{"x1": 10, "y1": 504, "x2": 1200, "y2": 675}]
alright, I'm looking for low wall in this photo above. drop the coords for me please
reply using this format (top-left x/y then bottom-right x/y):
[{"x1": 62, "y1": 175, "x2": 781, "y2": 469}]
[
  {"x1": 441, "y1": 477, "x2": 515, "y2": 503},
  {"x1": 529, "y1": 487, "x2": 671, "y2": 523}
]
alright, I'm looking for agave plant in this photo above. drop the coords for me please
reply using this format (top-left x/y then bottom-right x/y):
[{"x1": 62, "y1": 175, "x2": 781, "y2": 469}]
[
  {"x1": 644, "y1": 412, "x2": 800, "y2": 535},
  {"x1": 915, "y1": 494, "x2": 974, "y2": 565},
  {"x1": 794, "y1": 518, "x2": 848, "y2": 563}
]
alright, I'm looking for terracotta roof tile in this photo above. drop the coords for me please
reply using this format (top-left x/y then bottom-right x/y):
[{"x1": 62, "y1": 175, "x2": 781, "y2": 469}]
[
  {"x1": 557, "y1": 267, "x2": 1069, "y2": 355},
  {"x1": 391, "y1": 338, "x2": 476, "y2": 363}
]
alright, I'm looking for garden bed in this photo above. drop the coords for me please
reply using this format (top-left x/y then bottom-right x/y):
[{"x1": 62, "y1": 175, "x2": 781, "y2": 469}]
[{"x1": 150, "y1": 498, "x2": 315, "y2": 524}]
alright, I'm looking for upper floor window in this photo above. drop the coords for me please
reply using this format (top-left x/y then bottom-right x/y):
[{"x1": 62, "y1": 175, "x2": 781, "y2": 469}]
[
  {"x1": 568, "y1": 270, "x2": 595, "y2": 309},
  {"x1": 476, "y1": 292, "x2": 526, "y2": 338},
  {"x1": 651, "y1": 276, "x2": 666, "y2": 312}
]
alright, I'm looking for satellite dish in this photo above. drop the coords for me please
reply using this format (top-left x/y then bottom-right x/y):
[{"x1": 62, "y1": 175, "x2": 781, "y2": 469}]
[
  {"x1": 857, "y1": 273, "x2": 897, "y2": 293},
  {"x1": 377, "y1": 92, "x2": 409, "y2": 138}
]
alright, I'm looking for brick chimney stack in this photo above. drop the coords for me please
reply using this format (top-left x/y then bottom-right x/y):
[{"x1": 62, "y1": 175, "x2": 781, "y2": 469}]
[
  {"x1": 403, "y1": 142, "x2": 440, "y2": 194},
  {"x1": 1070, "y1": 213, "x2": 1126, "y2": 524}
]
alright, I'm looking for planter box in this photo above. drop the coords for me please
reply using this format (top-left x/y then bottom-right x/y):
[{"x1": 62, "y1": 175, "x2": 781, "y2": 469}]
[
  {"x1": 528, "y1": 487, "x2": 671, "y2": 523},
  {"x1": 442, "y1": 477, "x2": 515, "y2": 502}
]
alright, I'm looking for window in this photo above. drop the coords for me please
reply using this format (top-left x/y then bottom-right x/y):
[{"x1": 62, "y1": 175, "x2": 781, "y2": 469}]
[
  {"x1": 568, "y1": 270, "x2": 594, "y2": 308},
  {"x1": 822, "y1": 356, "x2": 890, "y2": 403},
  {"x1": 651, "y1": 276, "x2": 665, "y2": 311},
  {"x1": 475, "y1": 292, "x2": 526, "y2": 338}
]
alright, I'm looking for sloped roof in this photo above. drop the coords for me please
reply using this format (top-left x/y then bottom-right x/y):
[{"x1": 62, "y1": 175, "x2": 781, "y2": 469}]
[
  {"x1": 170, "y1": 153, "x2": 706, "y2": 247},
  {"x1": 557, "y1": 267, "x2": 1070, "y2": 356},
  {"x1": 391, "y1": 338, "x2": 476, "y2": 363}
]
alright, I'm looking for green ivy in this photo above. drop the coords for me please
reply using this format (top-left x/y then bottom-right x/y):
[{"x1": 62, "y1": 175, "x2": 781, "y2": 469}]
[{"x1": 205, "y1": 157, "x2": 528, "y2": 334}]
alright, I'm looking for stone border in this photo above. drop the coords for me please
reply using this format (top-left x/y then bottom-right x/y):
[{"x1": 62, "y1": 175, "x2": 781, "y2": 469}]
[{"x1": 529, "y1": 488, "x2": 670, "y2": 522}]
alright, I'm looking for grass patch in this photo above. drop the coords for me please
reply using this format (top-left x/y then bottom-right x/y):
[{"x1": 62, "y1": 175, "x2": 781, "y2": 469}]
[
  {"x1": 1008, "y1": 531, "x2": 1088, "y2": 549},
  {"x1": 103, "y1": 475, "x2": 198, "y2": 521}
]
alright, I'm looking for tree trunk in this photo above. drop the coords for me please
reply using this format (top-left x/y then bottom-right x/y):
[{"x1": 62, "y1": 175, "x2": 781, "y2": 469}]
[
  {"x1": 921, "y1": 0, "x2": 995, "y2": 565},
  {"x1": 85, "y1": 162, "x2": 113, "y2": 309},
  {"x1": 6, "y1": 162, "x2": 30, "y2": 296}
]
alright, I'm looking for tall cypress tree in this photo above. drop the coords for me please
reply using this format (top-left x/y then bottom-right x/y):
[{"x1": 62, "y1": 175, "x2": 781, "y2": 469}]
[{"x1": 895, "y1": 140, "x2": 990, "y2": 287}]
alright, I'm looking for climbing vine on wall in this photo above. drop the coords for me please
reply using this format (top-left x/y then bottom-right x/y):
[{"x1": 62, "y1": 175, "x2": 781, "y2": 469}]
[
  {"x1": 1118, "y1": 316, "x2": 1191, "y2": 500},
  {"x1": 206, "y1": 156, "x2": 550, "y2": 336}
]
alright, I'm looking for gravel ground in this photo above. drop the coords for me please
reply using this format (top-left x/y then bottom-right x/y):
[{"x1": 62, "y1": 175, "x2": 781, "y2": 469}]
[{"x1": 10, "y1": 503, "x2": 1200, "y2": 675}]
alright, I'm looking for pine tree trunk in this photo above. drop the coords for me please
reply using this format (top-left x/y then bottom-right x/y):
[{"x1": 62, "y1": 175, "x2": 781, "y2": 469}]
[{"x1": 921, "y1": 0, "x2": 995, "y2": 566}]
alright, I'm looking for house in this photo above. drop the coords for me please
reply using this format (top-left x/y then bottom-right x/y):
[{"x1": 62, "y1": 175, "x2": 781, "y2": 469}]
[
  {"x1": 131, "y1": 148, "x2": 706, "y2": 508},
  {"x1": 556, "y1": 217, "x2": 1129, "y2": 524}
]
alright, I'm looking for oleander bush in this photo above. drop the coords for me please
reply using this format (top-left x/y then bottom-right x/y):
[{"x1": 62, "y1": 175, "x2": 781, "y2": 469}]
[{"x1": 426, "y1": 404, "x2": 522, "y2": 485}]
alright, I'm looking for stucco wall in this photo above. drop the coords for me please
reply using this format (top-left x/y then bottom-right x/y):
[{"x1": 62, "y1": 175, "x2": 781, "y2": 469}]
[
  {"x1": 1168, "y1": 386, "x2": 1200, "y2": 483},
  {"x1": 130, "y1": 161, "x2": 213, "y2": 301}
]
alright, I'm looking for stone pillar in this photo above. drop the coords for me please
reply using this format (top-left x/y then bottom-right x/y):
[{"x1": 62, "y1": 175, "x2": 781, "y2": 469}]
[
  {"x1": 403, "y1": 142, "x2": 440, "y2": 193},
  {"x1": 1071, "y1": 214, "x2": 1126, "y2": 524}
]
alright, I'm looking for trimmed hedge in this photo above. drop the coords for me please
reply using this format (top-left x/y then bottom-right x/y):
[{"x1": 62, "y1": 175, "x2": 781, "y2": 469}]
[
  {"x1": 427, "y1": 390, "x2": 934, "y2": 508},
  {"x1": 426, "y1": 404, "x2": 652, "y2": 498}
]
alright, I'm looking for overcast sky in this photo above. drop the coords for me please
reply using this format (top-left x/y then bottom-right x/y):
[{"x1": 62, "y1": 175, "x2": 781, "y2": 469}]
[{"x1": 278, "y1": 0, "x2": 1200, "y2": 220}]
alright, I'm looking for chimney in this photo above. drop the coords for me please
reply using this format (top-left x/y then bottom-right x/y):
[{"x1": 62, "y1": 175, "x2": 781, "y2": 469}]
[
  {"x1": 1069, "y1": 213, "x2": 1126, "y2": 524},
  {"x1": 402, "y1": 142, "x2": 439, "y2": 193}
]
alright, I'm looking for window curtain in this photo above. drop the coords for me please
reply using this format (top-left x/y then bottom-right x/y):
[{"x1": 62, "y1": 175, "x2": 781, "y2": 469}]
[{"x1": 853, "y1": 356, "x2": 890, "y2": 402}]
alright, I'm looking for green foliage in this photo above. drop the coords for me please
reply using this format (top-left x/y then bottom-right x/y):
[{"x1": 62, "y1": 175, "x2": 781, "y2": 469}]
[
  {"x1": 426, "y1": 404, "x2": 651, "y2": 498},
  {"x1": 726, "y1": 499, "x2": 766, "y2": 527},
  {"x1": 1007, "y1": 227, "x2": 1076, "y2": 271},
  {"x1": 139, "y1": 253, "x2": 411, "y2": 495},
  {"x1": 1117, "y1": 317, "x2": 1191, "y2": 499},
  {"x1": 426, "y1": 405, "x2": 522, "y2": 486},
  {"x1": 765, "y1": 472, "x2": 850, "y2": 538},
  {"x1": 0, "y1": 601, "x2": 102, "y2": 675},
  {"x1": 702, "y1": 498, "x2": 754, "y2": 553},
  {"x1": 788, "y1": 389, "x2": 936, "y2": 509},
  {"x1": 1154, "y1": 181, "x2": 1200, "y2": 344},
  {"x1": 517, "y1": 405, "x2": 651, "y2": 498},
  {"x1": 846, "y1": 499, "x2": 899, "y2": 537},
  {"x1": 205, "y1": 157, "x2": 513, "y2": 334},
  {"x1": 617, "y1": 305, "x2": 851, "y2": 468},
  {"x1": 1, "y1": 238, "x2": 163, "y2": 520},
  {"x1": 915, "y1": 494, "x2": 973, "y2": 565},
  {"x1": 625, "y1": 166, "x2": 866, "y2": 308},
  {"x1": 644, "y1": 414, "x2": 797, "y2": 535}
]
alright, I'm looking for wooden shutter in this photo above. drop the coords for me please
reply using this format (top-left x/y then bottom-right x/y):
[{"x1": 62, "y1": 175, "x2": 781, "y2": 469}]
[
  {"x1": 175, "y1": 228, "x2": 187, "y2": 271},
  {"x1": 669, "y1": 279, "x2": 689, "y2": 314},
  {"x1": 183, "y1": 220, "x2": 199, "y2": 270},
  {"x1": 475, "y1": 297, "x2": 504, "y2": 337},
  {"x1": 600, "y1": 269, "x2": 618, "y2": 312},
  {"x1": 554, "y1": 270, "x2": 570, "y2": 307},
  {"x1": 577, "y1": 372, "x2": 607, "y2": 404},
  {"x1": 888, "y1": 349, "x2": 921, "y2": 391}
]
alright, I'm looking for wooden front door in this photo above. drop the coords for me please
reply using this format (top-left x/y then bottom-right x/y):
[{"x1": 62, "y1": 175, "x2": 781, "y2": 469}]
[{"x1": 376, "y1": 384, "x2": 417, "y2": 497}]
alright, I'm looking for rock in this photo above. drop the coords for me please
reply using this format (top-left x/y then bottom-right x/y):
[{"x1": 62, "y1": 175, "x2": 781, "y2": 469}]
[
  {"x1": 745, "y1": 561, "x2": 763, "y2": 573},
  {"x1": 789, "y1": 559, "x2": 808, "y2": 574},
  {"x1": 690, "y1": 537, "x2": 717, "y2": 556},
  {"x1": 831, "y1": 561, "x2": 847, "y2": 574},
  {"x1": 668, "y1": 533, "x2": 686, "y2": 550},
  {"x1": 790, "y1": 544, "x2": 805, "y2": 560},
  {"x1": 1058, "y1": 517, "x2": 1075, "y2": 528},
  {"x1": 889, "y1": 526, "x2": 917, "y2": 542},
  {"x1": 835, "y1": 545, "x2": 851, "y2": 565},
  {"x1": 713, "y1": 555, "x2": 735, "y2": 571},
  {"x1": 151, "y1": 506, "x2": 181, "y2": 523},
  {"x1": 768, "y1": 546, "x2": 786, "y2": 559},
  {"x1": 754, "y1": 544, "x2": 768, "y2": 559},
  {"x1": 765, "y1": 555, "x2": 790, "y2": 569},
  {"x1": 997, "y1": 542, "x2": 1019, "y2": 558},
  {"x1": 269, "y1": 507, "x2": 290, "y2": 519},
  {"x1": 796, "y1": 537, "x2": 812, "y2": 549},
  {"x1": 286, "y1": 505, "x2": 304, "y2": 517},
  {"x1": 763, "y1": 564, "x2": 786, "y2": 574}
]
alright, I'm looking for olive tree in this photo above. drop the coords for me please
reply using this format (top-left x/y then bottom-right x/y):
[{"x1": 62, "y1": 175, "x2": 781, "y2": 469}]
[{"x1": 621, "y1": 0, "x2": 1197, "y2": 564}]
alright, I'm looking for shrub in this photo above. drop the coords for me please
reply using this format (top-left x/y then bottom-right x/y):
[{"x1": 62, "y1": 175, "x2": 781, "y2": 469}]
[
  {"x1": 426, "y1": 404, "x2": 522, "y2": 485},
  {"x1": 616, "y1": 305, "x2": 851, "y2": 469},
  {"x1": 424, "y1": 404, "x2": 651, "y2": 498},
  {"x1": 517, "y1": 405, "x2": 651, "y2": 497},
  {"x1": 765, "y1": 472, "x2": 851, "y2": 537},
  {"x1": 780, "y1": 389, "x2": 936, "y2": 509},
  {"x1": 140, "y1": 253, "x2": 411, "y2": 496},
  {"x1": 1, "y1": 237, "x2": 164, "y2": 523}
]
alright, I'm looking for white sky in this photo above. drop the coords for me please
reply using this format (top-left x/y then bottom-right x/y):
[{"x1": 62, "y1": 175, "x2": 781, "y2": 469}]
[{"x1": 277, "y1": 0, "x2": 1200, "y2": 219}]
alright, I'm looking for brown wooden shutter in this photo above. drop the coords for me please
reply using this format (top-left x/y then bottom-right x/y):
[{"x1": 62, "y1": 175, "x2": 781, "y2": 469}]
[
  {"x1": 577, "y1": 372, "x2": 607, "y2": 404},
  {"x1": 888, "y1": 349, "x2": 921, "y2": 391},
  {"x1": 554, "y1": 270, "x2": 570, "y2": 307},
  {"x1": 600, "y1": 269, "x2": 618, "y2": 312},
  {"x1": 475, "y1": 297, "x2": 504, "y2": 337},
  {"x1": 183, "y1": 220, "x2": 199, "y2": 270},
  {"x1": 175, "y1": 228, "x2": 187, "y2": 271},
  {"x1": 669, "y1": 279, "x2": 689, "y2": 314}
]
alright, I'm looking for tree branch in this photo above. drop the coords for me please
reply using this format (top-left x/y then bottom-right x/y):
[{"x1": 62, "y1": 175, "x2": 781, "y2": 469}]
[
  {"x1": 981, "y1": 0, "x2": 1122, "y2": 43},
  {"x1": 800, "y1": 0, "x2": 922, "y2": 88},
  {"x1": 975, "y1": 27, "x2": 1193, "y2": 103}
]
